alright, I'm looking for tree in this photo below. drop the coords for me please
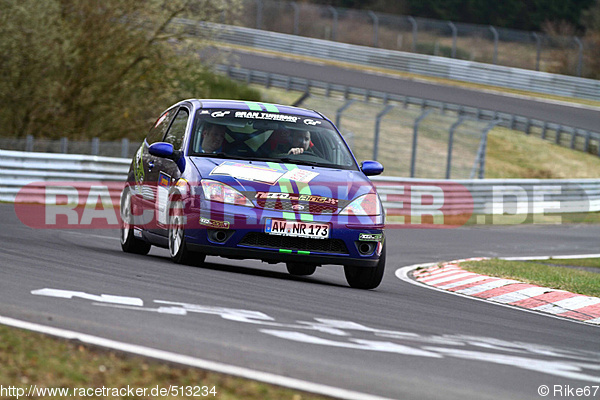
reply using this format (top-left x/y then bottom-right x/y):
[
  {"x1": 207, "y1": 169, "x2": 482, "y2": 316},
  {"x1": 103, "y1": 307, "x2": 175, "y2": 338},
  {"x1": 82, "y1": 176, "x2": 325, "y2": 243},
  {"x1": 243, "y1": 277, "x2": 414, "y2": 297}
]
[
  {"x1": 0, "y1": 0, "x2": 257, "y2": 140},
  {"x1": 582, "y1": 0, "x2": 600, "y2": 78}
]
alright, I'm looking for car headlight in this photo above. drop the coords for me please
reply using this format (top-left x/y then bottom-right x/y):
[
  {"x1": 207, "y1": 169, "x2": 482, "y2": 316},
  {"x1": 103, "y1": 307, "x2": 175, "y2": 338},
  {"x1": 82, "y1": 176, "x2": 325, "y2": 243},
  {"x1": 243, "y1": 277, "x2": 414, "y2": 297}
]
[
  {"x1": 339, "y1": 193, "x2": 382, "y2": 216},
  {"x1": 201, "y1": 180, "x2": 253, "y2": 207}
]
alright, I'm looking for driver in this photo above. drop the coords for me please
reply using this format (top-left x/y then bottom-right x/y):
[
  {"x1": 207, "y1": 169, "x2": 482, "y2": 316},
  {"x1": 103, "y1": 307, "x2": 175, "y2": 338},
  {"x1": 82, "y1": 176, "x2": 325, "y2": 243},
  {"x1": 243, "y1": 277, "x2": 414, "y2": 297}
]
[
  {"x1": 200, "y1": 123, "x2": 227, "y2": 153},
  {"x1": 288, "y1": 130, "x2": 311, "y2": 155}
]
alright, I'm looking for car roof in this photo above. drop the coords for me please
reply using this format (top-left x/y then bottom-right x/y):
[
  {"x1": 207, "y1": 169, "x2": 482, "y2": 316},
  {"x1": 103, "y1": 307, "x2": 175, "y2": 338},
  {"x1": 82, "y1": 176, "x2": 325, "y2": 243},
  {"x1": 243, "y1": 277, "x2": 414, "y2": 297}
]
[{"x1": 181, "y1": 99, "x2": 324, "y2": 119}]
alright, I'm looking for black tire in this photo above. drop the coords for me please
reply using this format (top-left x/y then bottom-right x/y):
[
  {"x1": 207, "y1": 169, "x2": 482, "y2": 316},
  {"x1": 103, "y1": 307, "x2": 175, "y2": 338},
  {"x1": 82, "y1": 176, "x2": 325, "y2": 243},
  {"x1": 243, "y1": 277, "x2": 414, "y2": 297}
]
[
  {"x1": 286, "y1": 262, "x2": 317, "y2": 276},
  {"x1": 120, "y1": 188, "x2": 151, "y2": 255},
  {"x1": 168, "y1": 200, "x2": 206, "y2": 266},
  {"x1": 344, "y1": 245, "x2": 386, "y2": 289}
]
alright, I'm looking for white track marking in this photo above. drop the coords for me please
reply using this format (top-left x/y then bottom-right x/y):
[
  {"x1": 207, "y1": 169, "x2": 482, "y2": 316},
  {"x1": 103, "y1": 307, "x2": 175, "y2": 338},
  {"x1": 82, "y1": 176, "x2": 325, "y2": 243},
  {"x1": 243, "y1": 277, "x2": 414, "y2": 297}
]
[{"x1": 0, "y1": 315, "x2": 393, "y2": 400}]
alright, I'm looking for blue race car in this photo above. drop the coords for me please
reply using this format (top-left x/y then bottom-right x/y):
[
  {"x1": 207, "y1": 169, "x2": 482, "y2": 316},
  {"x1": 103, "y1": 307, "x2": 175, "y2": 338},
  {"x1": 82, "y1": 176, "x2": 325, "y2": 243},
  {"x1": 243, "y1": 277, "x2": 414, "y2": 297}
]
[{"x1": 120, "y1": 99, "x2": 386, "y2": 289}]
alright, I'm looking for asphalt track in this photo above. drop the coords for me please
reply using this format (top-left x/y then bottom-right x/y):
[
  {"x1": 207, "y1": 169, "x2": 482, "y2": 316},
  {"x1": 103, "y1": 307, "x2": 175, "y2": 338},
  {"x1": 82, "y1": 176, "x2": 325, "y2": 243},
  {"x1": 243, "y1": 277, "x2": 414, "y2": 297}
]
[
  {"x1": 222, "y1": 49, "x2": 600, "y2": 132},
  {"x1": 3, "y1": 52, "x2": 600, "y2": 399},
  {"x1": 2, "y1": 203, "x2": 599, "y2": 400}
]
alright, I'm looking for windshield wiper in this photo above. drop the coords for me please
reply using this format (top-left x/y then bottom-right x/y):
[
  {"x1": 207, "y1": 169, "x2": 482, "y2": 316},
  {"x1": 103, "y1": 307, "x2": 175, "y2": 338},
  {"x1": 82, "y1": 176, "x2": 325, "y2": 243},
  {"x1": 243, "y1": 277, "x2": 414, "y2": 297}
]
[{"x1": 278, "y1": 157, "x2": 324, "y2": 167}]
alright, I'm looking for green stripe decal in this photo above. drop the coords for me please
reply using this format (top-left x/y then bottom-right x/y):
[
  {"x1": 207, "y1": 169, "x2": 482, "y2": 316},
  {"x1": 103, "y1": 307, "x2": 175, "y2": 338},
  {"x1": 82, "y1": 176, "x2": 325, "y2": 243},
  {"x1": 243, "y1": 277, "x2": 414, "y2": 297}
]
[
  {"x1": 245, "y1": 101, "x2": 262, "y2": 111},
  {"x1": 282, "y1": 212, "x2": 295, "y2": 220},
  {"x1": 263, "y1": 103, "x2": 280, "y2": 113},
  {"x1": 300, "y1": 213, "x2": 314, "y2": 222},
  {"x1": 244, "y1": 102, "x2": 279, "y2": 113},
  {"x1": 267, "y1": 162, "x2": 284, "y2": 171},
  {"x1": 279, "y1": 249, "x2": 293, "y2": 254},
  {"x1": 295, "y1": 167, "x2": 313, "y2": 222},
  {"x1": 298, "y1": 250, "x2": 310, "y2": 255}
]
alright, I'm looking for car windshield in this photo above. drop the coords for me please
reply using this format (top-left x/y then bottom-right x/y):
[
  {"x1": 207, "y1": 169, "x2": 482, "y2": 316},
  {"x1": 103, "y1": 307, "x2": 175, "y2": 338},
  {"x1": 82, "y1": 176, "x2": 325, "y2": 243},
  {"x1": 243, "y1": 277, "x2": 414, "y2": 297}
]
[{"x1": 189, "y1": 109, "x2": 358, "y2": 170}]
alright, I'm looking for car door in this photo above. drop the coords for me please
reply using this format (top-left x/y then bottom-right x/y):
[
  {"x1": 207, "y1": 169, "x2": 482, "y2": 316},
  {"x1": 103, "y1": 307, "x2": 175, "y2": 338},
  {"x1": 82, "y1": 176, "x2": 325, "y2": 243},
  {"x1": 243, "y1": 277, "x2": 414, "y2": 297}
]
[
  {"x1": 133, "y1": 107, "x2": 177, "y2": 227},
  {"x1": 150, "y1": 106, "x2": 191, "y2": 235}
]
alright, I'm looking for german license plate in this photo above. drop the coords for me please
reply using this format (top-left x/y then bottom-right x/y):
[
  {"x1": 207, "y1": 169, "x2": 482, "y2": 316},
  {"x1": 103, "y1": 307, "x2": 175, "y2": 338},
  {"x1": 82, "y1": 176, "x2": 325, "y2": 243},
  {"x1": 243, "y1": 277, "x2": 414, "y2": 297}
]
[{"x1": 265, "y1": 218, "x2": 329, "y2": 239}]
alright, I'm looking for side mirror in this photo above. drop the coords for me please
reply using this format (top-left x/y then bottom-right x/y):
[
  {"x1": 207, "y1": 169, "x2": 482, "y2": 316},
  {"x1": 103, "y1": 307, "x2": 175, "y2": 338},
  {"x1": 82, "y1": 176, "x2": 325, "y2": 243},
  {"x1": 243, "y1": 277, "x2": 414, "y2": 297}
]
[
  {"x1": 149, "y1": 142, "x2": 175, "y2": 158},
  {"x1": 361, "y1": 160, "x2": 384, "y2": 176},
  {"x1": 148, "y1": 142, "x2": 185, "y2": 173}
]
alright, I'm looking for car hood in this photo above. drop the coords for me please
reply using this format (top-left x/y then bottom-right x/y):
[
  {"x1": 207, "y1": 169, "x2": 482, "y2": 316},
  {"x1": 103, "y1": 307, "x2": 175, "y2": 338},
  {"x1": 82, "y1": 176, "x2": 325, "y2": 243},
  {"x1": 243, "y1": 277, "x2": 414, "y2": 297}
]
[{"x1": 189, "y1": 157, "x2": 375, "y2": 203}]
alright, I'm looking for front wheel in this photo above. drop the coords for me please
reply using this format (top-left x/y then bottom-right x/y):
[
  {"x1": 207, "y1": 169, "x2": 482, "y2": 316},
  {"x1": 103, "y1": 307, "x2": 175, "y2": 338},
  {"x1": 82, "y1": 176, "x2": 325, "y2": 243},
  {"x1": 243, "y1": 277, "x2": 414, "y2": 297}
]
[
  {"x1": 344, "y1": 245, "x2": 386, "y2": 290},
  {"x1": 120, "y1": 188, "x2": 151, "y2": 255},
  {"x1": 286, "y1": 263, "x2": 317, "y2": 276},
  {"x1": 168, "y1": 200, "x2": 205, "y2": 266}
]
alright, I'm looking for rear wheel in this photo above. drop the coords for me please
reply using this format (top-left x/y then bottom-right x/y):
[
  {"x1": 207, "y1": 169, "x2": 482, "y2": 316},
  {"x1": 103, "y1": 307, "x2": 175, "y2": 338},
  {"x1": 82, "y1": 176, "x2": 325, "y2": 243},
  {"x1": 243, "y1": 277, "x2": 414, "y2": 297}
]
[
  {"x1": 168, "y1": 200, "x2": 205, "y2": 266},
  {"x1": 120, "y1": 188, "x2": 151, "y2": 255},
  {"x1": 286, "y1": 263, "x2": 317, "y2": 276},
  {"x1": 344, "y1": 245, "x2": 386, "y2": 289}
]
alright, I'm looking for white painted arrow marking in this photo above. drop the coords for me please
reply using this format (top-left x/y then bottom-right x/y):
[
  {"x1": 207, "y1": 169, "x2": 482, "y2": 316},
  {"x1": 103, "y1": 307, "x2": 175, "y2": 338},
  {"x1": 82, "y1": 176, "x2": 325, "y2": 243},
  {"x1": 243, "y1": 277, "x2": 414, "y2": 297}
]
[{"x1": 31, "y1": 288, "x2": 143, "y2": 306}]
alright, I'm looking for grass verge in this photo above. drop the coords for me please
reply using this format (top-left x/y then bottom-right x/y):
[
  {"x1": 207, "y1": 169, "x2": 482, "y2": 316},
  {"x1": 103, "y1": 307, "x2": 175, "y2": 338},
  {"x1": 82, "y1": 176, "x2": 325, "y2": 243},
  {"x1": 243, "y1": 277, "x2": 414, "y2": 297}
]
[
  {"x1": 459, "y1": 258, "x2": 600, "y2": 298},
  {"x1": 0, "y1": 324, "x2": 329, "y2": 400}
]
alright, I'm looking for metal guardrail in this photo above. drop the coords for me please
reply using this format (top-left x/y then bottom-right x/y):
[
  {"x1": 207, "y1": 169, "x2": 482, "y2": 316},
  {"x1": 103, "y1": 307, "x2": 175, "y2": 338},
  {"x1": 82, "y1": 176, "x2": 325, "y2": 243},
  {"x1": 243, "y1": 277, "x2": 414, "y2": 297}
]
[
  {"x1": 217, "y1": 65, "x2": 600, "y2": 157},
  {"x1": 240, "y1": 0, "x2": 592, "y2": 77},
  {"x1": 1, "y1": 150, "x2": 598, "y2": 216},
  {"x1": 373, "y1": 176, "x2": 600, "y2": 216},
  {"x1": 0, "y1": 150, "x2": 130, "y2": 203},
  {"x1": 183, "y1": 21, "x2": 600, "y2": 102}
]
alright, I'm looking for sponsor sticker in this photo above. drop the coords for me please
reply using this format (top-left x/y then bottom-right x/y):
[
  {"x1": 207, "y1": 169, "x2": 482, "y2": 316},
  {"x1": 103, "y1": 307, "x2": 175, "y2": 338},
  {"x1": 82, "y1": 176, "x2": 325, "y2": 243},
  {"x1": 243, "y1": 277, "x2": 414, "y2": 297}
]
[
  {"x1": 359, "y1": 233, "x2": 383, "y2": 242},
  {"x1": 210, "y1": 161, "x2": 285, "y2": 185},
  {"x1": 234, "y1": 111, "x2": 299, "y2": 123},
  {"x1": 280, "y1": 169, "x2": 319, "y2": 183},
  {"x1": 255, "y1": 192, "x2": 338, "y2": 206},
  {"x1": 303, "y1": 119, "x2": 322, "y2": 126},
  {"x1": 200, "y1": 217, "x2": 230, "y2": 229}
]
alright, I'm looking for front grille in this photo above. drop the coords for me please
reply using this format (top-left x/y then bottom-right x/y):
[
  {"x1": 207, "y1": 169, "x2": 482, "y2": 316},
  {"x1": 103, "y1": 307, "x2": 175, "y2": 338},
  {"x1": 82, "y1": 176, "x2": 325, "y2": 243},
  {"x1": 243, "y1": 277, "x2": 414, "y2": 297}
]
[
  {"x1": 239, "y1": 232, "x2": 349, "y2": 254},
  {"x1": 258, "y1": 200, "x2": 337, "y2": 214}
]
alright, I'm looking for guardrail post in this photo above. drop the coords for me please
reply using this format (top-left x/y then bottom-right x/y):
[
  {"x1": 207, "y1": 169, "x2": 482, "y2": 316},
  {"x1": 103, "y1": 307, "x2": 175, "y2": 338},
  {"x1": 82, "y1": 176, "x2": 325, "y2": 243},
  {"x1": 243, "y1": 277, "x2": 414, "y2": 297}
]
[
  {"x1": 290, "y1": 2, "x2": 300, "y2": 35},
  {"x1": 410, "y1": 109, "x2": 433, "y2": 178},
  {"x1": 542, "y1": 122, "x2": 548, "y2": 139},
  {"x1": 584, "y1": 131, "x2": 591, "y2": 153},
  {"x1": 532, "y1": 33, "x2": 542, "y2": 71},
  {"x1": 447, "y1": 116, "x2": 466, "y2": 179},
  {"x1": 570, "y1": 129, "x2": 577, "y2": 149},
  {"x1": 574, "y1": 37, "x2": 583, "y2": 77},
  {"x1": 408, "y1": 16, "x2": 418, "y2": 52},
  {"x1": 121, "y1": 138, "x2": 129, "y2": 159},
  {"x1": 373, "y1": 104, "x2": 394, "y2": 161},
  {"x1": 448, "y1": 21, "x2": 457, "y2": 58},
  {"x1": 328, "y1": 6, "x2": 338, "y2": 41},
  {"x1": 525, "y1": 119, "x2": 531, "y2": 135},
  {"x1": 368, "y1": 11, "x2": 379, "y2": 47},
  {"x1": 335, "y1": 99, "x2": 357, "y2": 130},
  {"x1": 91, "y1": 138, "x2": 100, "y2": 155},
  {"x1": 489, "y1": 26, "x2": 499, "y2": 65},
  {"x1": 555, "y1": 126, "x2": 562, "y2": 144},
  {"x1": 60, "y1": 137, "x2": 68, "y2": 154},
  {"x1": 25, "y1": 135, "x2": 34, "y2": 152}
]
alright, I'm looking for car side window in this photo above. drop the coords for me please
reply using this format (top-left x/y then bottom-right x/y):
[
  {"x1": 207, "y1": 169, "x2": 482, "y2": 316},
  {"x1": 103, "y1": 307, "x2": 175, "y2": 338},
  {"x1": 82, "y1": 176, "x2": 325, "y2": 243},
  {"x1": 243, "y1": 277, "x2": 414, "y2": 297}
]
[
  {"x1": 146, "y1": 108, "x2": 176, "y2": 145},
  {"x1": 163, "y1": 108, "x2": 189, "y2": 151}
]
